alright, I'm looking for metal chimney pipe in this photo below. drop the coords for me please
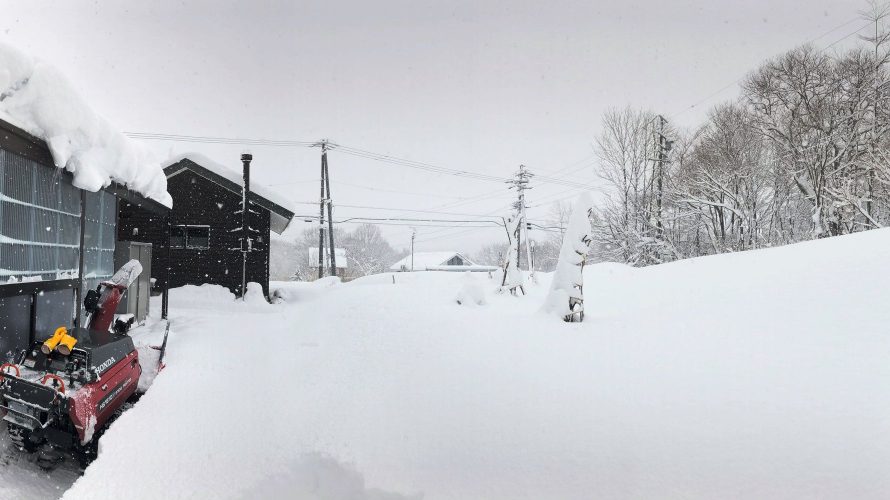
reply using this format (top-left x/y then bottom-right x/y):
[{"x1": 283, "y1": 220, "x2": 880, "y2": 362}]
[{"x1": 240, "y1": 153, "x2": 252, "y2": 299}]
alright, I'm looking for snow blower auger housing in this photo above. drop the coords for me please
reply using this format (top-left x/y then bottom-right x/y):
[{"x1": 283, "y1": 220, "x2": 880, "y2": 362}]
[{"x1": 0, "y1": 260, "x2": 144, "y2": 468}]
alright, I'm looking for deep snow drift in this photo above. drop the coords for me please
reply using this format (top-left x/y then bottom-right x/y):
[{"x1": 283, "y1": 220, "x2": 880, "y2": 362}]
[{"x1": 59, "y1": 229, "x2": 890, "y2": 499}]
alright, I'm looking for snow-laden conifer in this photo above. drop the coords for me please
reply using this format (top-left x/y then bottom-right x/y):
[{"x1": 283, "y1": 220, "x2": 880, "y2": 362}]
[{"x1": 542, "y1": 192, "x2": 594, "y2": 321}]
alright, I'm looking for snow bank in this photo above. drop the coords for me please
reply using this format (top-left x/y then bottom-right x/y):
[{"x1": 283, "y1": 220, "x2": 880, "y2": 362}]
[
  {"x1": 243, "y1": 281, "x2": 270, "y2": 306},
  {"x1": 234, "y1": 453, "x2": 421, "y2": 500},
  {"x1": 0, "y1": 43, "x2": 171, "y2": 207},
  {"x1": 454, "y1": 272, "x2": 487, "y2": 306},
  {"x1": 271, "y1": 279, "x2": 340, "y2": 303},
  {"x1": 63, "y1": 229, "x2": 890, "y2": 499},
  {"x1": 166, "y1": 283, "x2": 236, "y2": 307}
]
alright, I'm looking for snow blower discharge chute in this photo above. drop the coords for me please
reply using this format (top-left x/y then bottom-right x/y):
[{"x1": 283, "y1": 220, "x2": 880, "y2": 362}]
[{"x1": 0, "y1": 260, "x2": 147, "y2": 469}]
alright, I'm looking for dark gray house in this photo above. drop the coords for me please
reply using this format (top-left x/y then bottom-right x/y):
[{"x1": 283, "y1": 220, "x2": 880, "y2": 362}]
[{"x1": 117, "y1": 154, "x2": 295, "y2": 298}]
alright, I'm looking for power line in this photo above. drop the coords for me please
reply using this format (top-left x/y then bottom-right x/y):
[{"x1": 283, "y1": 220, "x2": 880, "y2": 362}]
[
  {"x1": 414, "y1": 225, "x2": 502, "y2": 244},
  {"x1": 668, "y1": 17, "x2": 868, "y2": 121},
  {"x1": 411, "y1": 202, "x2": 514, "y2": 242},
  {"x1": 271, "y1": 178, "x2": 470, "y2": 200},
  {"x1": 124, "y1": 131, "x2": 316, "y2": 147},
  {"x1": 292, "y1": 214, "x2": 503, "y2": 229},
  {"x1": 127, "y1": 130, "x2": 603, "y2": 190}
]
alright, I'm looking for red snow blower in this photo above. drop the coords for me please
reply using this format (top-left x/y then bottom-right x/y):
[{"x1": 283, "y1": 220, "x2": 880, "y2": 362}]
[{"x1": 0, "y1": 260, "x2": 145, "y2": 469}]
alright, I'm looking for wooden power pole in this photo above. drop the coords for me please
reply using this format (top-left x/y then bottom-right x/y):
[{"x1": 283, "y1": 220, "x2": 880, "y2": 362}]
[
  {"x1": 505, "y1": 164, "x2": 534, "y2": 281},
  {"x1": 315, "y1": 140, "x2": 337, "y2": 278}
]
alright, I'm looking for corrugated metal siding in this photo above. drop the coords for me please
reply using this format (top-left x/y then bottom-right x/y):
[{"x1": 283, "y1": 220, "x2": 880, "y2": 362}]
[{"x1": 0, "y1": 149, "x2": 82, "y2": 279}]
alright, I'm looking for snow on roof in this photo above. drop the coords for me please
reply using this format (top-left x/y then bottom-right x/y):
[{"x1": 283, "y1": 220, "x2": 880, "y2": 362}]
[
  {"x1": 0, "y1": 43, "x2": 172, "y2": 207},
  {"x1": 165, "y1": 152, "x2": 296, "y2": 214},
  {"x1": 308, "y1": 247, "x2": 348, "y2": 269},
  {"x1": 389, "y1": 251, "x2": 477, "y2": 271}
]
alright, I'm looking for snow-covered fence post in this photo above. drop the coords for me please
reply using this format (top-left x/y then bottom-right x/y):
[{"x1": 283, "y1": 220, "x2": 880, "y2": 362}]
[{"x1": 542, "y1": 192, "x2": 595, "y2": 322}]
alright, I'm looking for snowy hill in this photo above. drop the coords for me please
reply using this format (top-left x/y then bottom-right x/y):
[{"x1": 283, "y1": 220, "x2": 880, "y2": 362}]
[{"x1": 60, "y1": 229, "x2": 890, "y2": 499}]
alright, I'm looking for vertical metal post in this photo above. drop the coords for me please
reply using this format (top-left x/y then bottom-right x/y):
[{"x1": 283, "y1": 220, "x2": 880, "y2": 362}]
[
  {"x1": 241, "y1": 154, "x2": 252, "y2": 298},
  {"x1": 410, "y1": 229, "x2": 416, "y2": 271},
  {"x1": 162, "y1": 214, "x2": 171, "y2": 319},
  {"x1": 74, "y1": 190, "x2": 87, "y2": 327}
]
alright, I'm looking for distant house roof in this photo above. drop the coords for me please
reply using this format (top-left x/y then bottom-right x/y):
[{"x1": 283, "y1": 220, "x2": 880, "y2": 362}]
[
  {"x1": 308, "y1": 247, "x2": 348, "y2": 269},
  {"x1": 390, "y1": 251, "x2": 495, "y2": 272},
  {"x1": 164, "y1": 153, "x2": 296, "y2": 234}
]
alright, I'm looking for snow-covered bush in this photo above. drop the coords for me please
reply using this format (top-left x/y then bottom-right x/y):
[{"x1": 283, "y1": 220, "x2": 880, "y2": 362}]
[
  {"x1": 244, "y1": 282, "x2": 270, "y2": 306},
  {"x1": 455, "y1": 272, "x2": 487, "y2": 306},
  {"x1": 542, "y1": 192, "x2": 595, "y2": 321}
]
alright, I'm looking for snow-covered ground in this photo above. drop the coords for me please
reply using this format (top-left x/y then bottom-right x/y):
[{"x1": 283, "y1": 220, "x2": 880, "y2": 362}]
[{"x1": 7, "y1": 229, "x2": 890, "y2": 499}]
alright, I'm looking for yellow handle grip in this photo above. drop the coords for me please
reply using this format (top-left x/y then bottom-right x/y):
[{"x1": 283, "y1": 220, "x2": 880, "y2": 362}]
[{"x1": 40, "y1": 326, "x2": 68, "y2": 355}]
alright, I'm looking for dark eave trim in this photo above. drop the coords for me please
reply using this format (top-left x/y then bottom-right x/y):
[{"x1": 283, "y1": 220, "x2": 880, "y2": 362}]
[
  {"x1": 0, "y1": 278, "x2": 79, "y2": 299},
  {"x1": 0, "y1": 118, "x2": 55, "y2": 166},
  {"x1": 0, "y1": 118, "x2": 170, "y2": 214},
  {"x1": 164, "y1": 158, "x2": 296, "y2": 220},
  {"x1": 104, "y1": 182, "x2": 170, "y2": 215}
]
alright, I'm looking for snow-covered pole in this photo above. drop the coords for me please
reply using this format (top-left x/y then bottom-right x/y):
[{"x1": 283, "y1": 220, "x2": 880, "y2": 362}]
[
  {"x1": 241, "y1": 153, "x2": 252, "y2": 299},
  {"x1": 542, "y1": 192, "x2": 595, "y2": 322},
  {"x1": 507, "y1": 165, "x2": 534, "y2": 280}
]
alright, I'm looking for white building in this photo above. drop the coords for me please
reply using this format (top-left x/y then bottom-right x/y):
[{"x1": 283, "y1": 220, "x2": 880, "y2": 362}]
[
  {"x1": 390, "y1": 251, "x2": 497, "y2": 272},
  {"x1": 308, "y1": 247, "x2": 349, "y2": 278}
]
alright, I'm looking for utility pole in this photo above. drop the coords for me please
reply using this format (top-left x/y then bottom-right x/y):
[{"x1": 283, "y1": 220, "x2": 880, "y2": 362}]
[
  {"x1": 317, "y1": 143, "x2": 325, "y2": 280},
  {"x1": 507, "y1": 164, "x2": 535, "y2": 280},
  {"x1": 652, "y1": 115, "x2": 672, "y2": 236},
  {"x1": 323, "y1": 142, "x2": 336, "y2": 276},
  {"x1": 314, "y1": 140, "x2": 337, "y2": 278},
  {"x1": 410, "y1": 228, "x2": 416, "y2": 271},
  {"x1": 862, "y1": 3, "x2": 889, "y2": 225}
]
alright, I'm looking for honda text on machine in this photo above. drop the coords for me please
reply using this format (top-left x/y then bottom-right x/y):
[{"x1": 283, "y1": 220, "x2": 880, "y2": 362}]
[{"x1": 0, "y1": 260, "x2": 146, "y2": 468}]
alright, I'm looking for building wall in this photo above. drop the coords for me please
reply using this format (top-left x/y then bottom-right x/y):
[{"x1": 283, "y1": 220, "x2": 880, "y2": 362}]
[
  {"x1": 0, "y1": 121, "x2": 118, "y2": 357},
  {"x1": 118, "y1": 171, "x2": 271, "y2": 297}
]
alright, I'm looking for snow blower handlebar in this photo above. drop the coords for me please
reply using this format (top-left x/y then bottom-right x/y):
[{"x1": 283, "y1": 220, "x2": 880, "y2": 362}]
[
  {"x1": 0, "y1": 362, "x2": 20, "y2": 381},
  {"x1": 41, "y1": 373, "x2": 66, "y2": 394}
]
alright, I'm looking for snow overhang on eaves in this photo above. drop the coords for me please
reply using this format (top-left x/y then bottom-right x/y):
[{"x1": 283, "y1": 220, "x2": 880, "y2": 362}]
[
  {"x1": 0, "y1": 118, "x2": 170, "y2": 215},
  {"x1": 165, "y1": 159, "x2": 295, "y2": 234}
]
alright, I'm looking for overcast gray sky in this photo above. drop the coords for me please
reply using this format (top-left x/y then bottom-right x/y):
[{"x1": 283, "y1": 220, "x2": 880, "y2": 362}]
[{"x1": 0, "y1": 0, "x2": 869, "y2": 253}]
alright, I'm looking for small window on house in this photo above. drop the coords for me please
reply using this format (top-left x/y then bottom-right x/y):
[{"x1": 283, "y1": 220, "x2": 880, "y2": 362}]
[
  {"x1": 186, "y1": 226, "x2": 210, "y2": 249},
  {"x1": 170, "y1": 225, "x2": 209, "y2": 249},
  {"x1": 170, "y1": 226, "x2": 186, "y2": 249}
]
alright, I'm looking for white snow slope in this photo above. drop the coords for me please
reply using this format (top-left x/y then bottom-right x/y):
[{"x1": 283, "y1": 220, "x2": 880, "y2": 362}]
[{"x1": 61, "y1": 229, "x2": 890, "y2": 499}]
